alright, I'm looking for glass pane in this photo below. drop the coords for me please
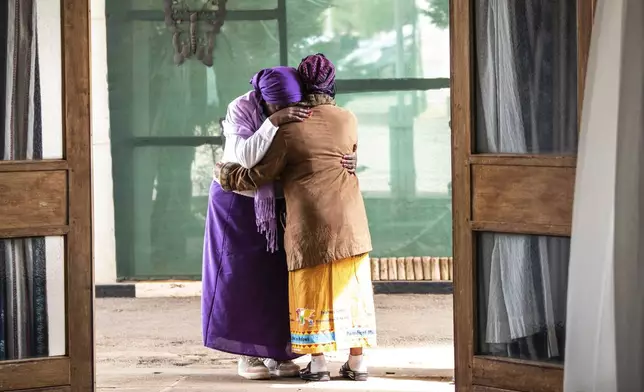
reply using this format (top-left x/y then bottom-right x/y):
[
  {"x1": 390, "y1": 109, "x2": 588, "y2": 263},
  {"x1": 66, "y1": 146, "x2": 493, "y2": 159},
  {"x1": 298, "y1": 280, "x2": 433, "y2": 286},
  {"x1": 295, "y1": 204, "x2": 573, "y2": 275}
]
[
  {"x1": 0, "y1": 236, "x2": 66, "y2": 361},
  {"x1": 474, "y1": 0, "x2": 578, "y2": 154},
  {"x1": 339, "y1": 89, "x2": 452, "y2": 259},
  {"x1": 107, "y1": 1, "x2": 282, "y2": 278},
  {"x1": 124, "y1": 145, "x2": 220, "y2": 278},
  {"x1": 106, "y1": 0, "x2": 452, "y2": 279},
  {"x1": 286, "y1": 0, "x2": 450, "y2": 79},
  {"x1": 108, "y1": 18, "x2": 279, "y2": 139},
  {"x1": 476, "y1": 232, "x2": 569, "y2": 364},
  {"x1": 1, "y1": 0, "x2": 64, "y2": 160}
]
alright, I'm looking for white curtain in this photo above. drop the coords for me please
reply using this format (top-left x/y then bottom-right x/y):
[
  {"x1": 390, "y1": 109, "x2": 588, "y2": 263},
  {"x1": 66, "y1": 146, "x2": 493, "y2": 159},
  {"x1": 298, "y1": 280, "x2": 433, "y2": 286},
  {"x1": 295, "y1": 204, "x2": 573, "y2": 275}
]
[
  {"x1": 475, "y1": 0, "x2": 575, "y2": 361},
  {"x1": 564, "y1": 0, "x2": 644, "y2": 390}
]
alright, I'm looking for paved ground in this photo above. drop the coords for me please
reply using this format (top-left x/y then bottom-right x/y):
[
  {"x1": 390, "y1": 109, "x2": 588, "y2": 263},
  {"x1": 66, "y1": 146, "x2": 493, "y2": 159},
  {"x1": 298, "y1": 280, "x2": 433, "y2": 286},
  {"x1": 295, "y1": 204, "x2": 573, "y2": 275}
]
[{"x1": 96, "y1": 294, "x2": 454, "y2": 391}]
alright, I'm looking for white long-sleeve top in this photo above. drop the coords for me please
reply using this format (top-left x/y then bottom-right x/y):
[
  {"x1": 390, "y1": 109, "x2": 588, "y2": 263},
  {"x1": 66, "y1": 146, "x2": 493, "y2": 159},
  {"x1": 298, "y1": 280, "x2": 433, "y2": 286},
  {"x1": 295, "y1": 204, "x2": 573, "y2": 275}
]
[{"x1": 214, "y1": 117, "x2": 279, "y2": 197}]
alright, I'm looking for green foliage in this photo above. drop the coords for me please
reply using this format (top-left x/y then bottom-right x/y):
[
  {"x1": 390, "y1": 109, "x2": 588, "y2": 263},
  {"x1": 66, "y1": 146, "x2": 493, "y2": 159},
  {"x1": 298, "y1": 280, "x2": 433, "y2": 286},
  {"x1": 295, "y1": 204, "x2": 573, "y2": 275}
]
[
  {"x1": 328, "y1": 0, "x2": 417, "y2": 36},
  {"x1": 422, "y1": 0, "x2": 449, "y2": 29}
]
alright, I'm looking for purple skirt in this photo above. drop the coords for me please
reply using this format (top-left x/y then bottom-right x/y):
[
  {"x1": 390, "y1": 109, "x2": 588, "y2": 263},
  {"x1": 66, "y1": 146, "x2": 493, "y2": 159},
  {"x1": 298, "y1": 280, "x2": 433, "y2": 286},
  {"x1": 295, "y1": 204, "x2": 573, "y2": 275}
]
[{"x1": 202, "y1": 182, "x2": 299, "y2": 361}]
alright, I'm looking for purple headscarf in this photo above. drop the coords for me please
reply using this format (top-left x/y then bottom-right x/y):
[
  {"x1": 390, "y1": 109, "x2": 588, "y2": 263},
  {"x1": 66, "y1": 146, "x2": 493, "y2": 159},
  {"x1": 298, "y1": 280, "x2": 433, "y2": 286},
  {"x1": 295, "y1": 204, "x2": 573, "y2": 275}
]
[
  {"x1": 222, "y1": 67, "x2": 303, "y2": 252},
  {"x1": 297, "y1": 53, "x2": 336, "y2": 97},
  {"x1": 250, "y1": 66, "x2": 304, "y2": 105}
]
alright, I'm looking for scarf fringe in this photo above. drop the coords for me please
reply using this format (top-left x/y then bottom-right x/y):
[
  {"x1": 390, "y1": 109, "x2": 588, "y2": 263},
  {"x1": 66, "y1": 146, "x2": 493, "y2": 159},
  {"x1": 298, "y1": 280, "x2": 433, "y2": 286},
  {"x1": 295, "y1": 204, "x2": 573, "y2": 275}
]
[{"x1": 254, "y1": 196, "x2": 278, "y2": 253}]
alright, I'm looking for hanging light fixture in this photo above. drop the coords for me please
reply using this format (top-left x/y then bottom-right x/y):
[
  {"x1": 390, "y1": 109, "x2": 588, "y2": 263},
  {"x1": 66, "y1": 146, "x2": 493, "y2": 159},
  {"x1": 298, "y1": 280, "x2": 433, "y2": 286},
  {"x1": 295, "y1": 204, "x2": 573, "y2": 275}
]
[{"x1": 163, "y1": 0, "x2": 227, "y2": 67}]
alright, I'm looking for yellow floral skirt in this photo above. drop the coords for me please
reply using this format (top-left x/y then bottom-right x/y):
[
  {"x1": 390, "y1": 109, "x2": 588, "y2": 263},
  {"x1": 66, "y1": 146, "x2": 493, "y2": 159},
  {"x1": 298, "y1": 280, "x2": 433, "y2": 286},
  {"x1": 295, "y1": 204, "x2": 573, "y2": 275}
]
[{"x1": 288, "y1": 253, "x2": 377, "y2": 354}]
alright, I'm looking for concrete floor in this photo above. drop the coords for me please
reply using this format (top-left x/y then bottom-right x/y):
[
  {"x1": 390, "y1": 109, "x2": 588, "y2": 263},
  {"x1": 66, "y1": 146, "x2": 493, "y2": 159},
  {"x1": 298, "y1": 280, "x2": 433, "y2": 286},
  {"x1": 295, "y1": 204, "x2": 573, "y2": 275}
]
[{"x1": 96, "y1": 294, "x2": 454, "y2": 391}]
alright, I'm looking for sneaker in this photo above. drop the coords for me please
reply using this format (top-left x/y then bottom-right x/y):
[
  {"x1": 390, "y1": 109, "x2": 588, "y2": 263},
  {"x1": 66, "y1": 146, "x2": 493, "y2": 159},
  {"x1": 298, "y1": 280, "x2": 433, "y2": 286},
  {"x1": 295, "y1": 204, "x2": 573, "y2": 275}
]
[
  {"x1": 237, "y1": 356, "x2": 271, "y2": 380},
  {"x1": 299, "y1": 362, "x2": 331, "y2": 382},
  {"x1": 339, "y1": 361, "x2": 368, "y2": 381},
  {"x1": 263, "y1": 358, "x2": 300, "y2": 377}
]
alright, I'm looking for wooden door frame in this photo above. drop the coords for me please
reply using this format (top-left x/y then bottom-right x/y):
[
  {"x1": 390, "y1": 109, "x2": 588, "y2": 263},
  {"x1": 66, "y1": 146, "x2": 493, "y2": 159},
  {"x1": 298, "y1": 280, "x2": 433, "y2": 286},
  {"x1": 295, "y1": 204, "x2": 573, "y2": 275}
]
[
  {"x1": 0, "y1": 0, "x2": 93, "y2": 391},
  {"x1": 449, "y1": 0, "x2": 597, "y2": 391}
]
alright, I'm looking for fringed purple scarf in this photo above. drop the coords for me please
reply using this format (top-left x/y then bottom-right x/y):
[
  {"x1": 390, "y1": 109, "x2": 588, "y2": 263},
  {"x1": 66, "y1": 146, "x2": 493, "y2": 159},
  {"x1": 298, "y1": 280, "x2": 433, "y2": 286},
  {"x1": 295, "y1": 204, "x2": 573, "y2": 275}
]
[{"x1": 222, "y1": 67, "x2": 303, "y2": 252}]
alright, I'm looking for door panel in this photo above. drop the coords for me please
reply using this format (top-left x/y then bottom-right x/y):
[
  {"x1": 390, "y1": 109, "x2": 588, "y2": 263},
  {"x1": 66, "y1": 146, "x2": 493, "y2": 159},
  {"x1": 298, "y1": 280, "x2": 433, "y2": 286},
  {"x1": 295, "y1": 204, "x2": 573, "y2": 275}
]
[
  {"x1": 472, "y1": 357, "x2": 563, "y2": 392},
  {"x1": 450, "y1": 0, "x2": 596, "y2": 391},
  {"x1": 471, "y1": 165, "x2": 575, "y2": 228},
  {"x1": 0, "y1": 357, "x2": 70, "y2": 390},
  {"x1": 0, "y1": 171, "x2": 68, "y2": 230},
  {"x1": 0, "y1": 0, "x2": 92, "y2": 390}
]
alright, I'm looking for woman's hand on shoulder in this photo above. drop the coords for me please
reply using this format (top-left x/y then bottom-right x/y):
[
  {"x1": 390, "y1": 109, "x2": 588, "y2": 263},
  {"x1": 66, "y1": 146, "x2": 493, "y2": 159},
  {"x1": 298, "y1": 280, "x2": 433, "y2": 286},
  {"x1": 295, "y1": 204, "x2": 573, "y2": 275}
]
[{"x1": 269, "y1": 107, "x2": 311, "y2": 126}]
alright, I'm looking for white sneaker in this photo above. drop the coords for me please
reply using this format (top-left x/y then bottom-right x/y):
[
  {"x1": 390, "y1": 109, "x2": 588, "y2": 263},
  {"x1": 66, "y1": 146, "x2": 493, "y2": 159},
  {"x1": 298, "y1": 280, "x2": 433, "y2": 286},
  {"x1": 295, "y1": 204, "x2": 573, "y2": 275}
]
[
  {"x1": 263, "y1": 358, "x2": 301, "y2": 377},
  {"x1": 237, "y1": 356, "x2": 271, "y2": 380}
]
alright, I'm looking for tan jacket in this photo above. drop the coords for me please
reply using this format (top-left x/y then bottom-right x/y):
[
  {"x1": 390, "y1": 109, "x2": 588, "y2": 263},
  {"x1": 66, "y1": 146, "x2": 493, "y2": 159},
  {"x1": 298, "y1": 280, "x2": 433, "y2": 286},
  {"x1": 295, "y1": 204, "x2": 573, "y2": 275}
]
[{"x1": 219, "y1": 100, "x2": 372, "y2": 271}]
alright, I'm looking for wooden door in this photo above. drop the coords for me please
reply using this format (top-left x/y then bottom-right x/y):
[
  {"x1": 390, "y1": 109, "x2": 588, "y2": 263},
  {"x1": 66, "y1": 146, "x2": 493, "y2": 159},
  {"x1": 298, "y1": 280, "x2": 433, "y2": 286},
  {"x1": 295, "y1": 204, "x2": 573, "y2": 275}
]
[
  {"x1": 0, "y1": 0, "x2": 93, "y2": 391},
  {"x1": 450, "y1": 0, "x2": 596, "y2": 391}
]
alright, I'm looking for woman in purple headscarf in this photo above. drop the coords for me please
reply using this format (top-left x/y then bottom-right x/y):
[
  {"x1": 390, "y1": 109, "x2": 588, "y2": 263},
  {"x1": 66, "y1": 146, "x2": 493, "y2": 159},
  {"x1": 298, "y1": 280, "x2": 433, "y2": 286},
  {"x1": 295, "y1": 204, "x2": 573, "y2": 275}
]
[{"x1": 202, "y1": 66, "x2": 357, "y2": 381}]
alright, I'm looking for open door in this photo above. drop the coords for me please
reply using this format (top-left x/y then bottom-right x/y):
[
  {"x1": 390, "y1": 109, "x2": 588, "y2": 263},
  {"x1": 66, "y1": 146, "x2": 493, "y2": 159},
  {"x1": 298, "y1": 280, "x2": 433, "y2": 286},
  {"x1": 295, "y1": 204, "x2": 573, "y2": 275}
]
[
  {"x1": 0, "y1": 0, "x2": 93, "y2": 391},
  {"x1": 450, "y1": 0, "x2": 596, "y2": 391}
]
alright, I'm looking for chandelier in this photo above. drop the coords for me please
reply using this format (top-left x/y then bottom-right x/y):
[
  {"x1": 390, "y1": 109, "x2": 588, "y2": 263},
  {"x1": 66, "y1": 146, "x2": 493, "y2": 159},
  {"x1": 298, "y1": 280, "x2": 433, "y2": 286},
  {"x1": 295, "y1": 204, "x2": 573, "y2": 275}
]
[{"x1": 163, "y1": 0, "x2": 228, "y2": 67}]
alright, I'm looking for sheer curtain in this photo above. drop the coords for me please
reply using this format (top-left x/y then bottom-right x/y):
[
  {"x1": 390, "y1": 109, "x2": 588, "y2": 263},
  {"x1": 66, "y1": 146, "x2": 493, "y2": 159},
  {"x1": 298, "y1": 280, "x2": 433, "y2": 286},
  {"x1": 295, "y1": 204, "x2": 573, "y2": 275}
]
[
  {"x1": 475, "y1": 0, "x2": 576, "y2": 362},
  {"x1": 0, "y1": 0, "x2": 50, "y2": 360},
  {"x1": 565, "y1": 0, "x2": 644, "y2": 390}
]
